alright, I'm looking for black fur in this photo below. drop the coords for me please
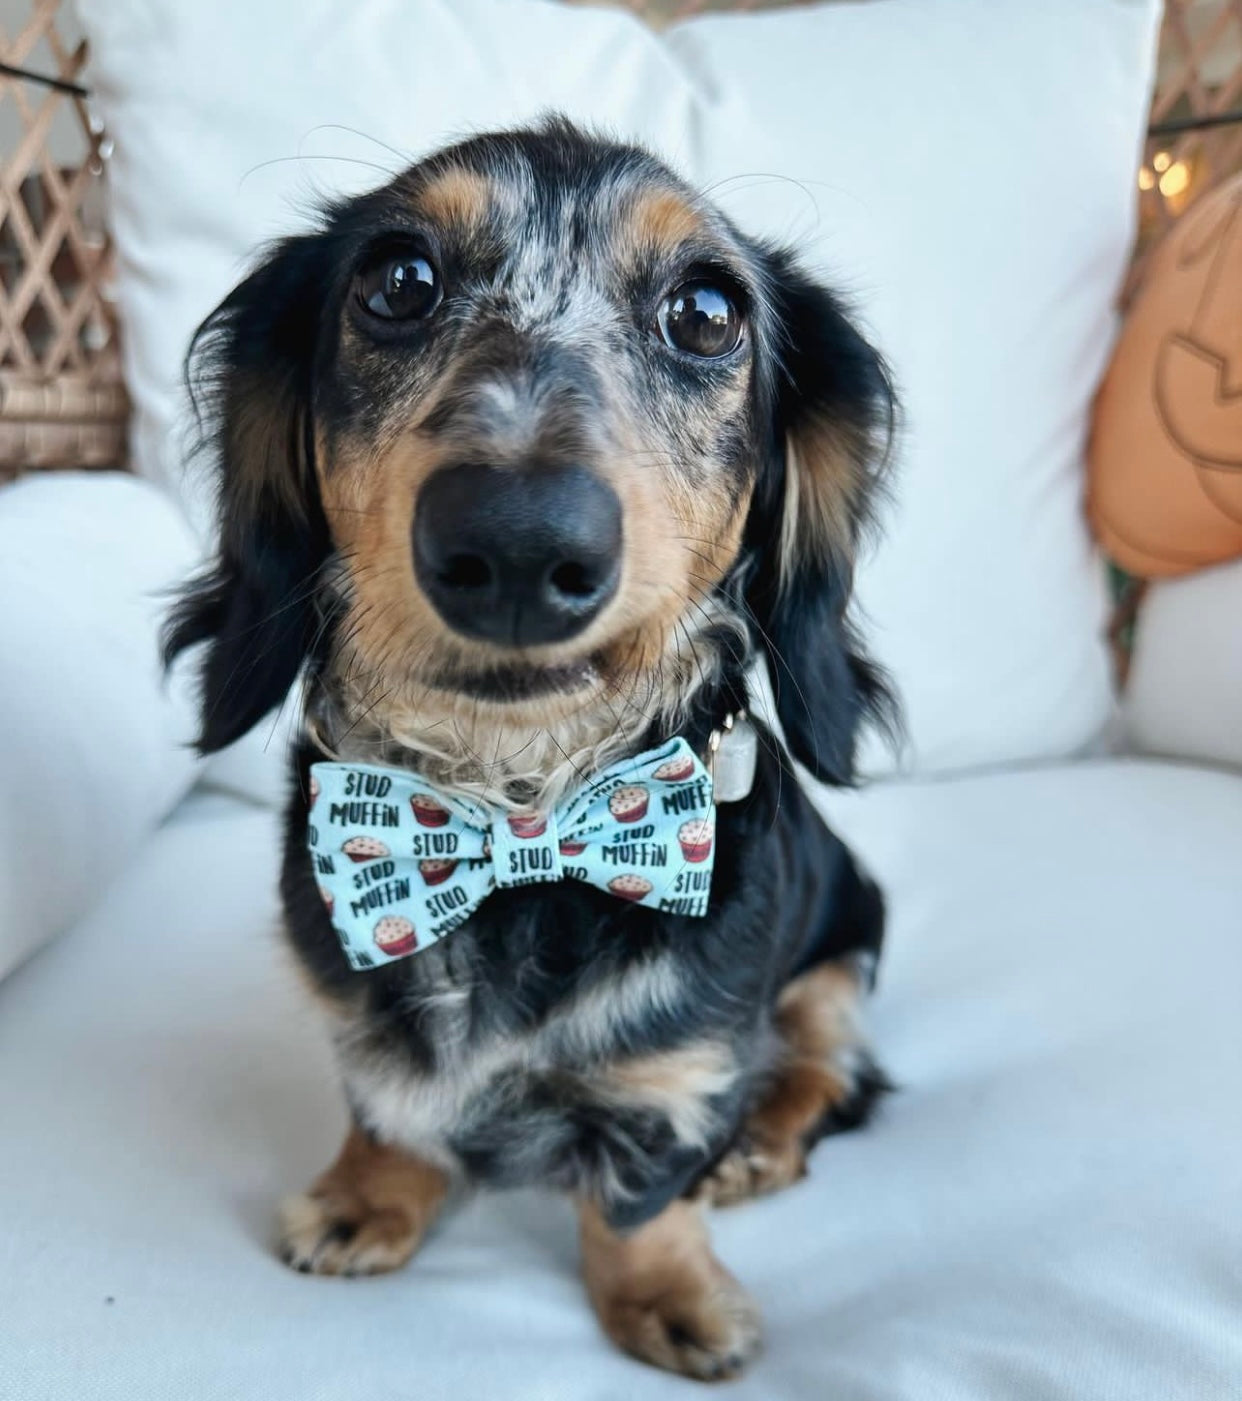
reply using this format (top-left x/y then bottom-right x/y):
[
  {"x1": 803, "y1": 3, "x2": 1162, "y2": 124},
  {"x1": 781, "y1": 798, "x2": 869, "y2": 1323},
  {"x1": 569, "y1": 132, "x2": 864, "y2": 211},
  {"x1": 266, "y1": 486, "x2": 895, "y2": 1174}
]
[
  {"x1": 163, "y1": 231, "x2": 346, "y2": 751},
  {"x1": 167, "y1": 120, "x2": 893, "y2": 1235},
  {"x1": 741, "y1": 252, "x2": 897, "y2": 784}
]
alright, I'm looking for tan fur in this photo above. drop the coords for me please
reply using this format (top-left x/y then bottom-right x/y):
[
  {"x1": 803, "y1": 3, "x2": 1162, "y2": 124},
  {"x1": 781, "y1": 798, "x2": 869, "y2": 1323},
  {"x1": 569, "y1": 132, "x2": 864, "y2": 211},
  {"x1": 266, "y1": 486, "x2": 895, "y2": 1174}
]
[
  {"x1": 779, "y1": 415, "x2": 871, "y2": 585},
  {"x1": 599, "y1": 1042, "x2": 738, "y2": 1150},
  {"x1": 619, "y1": 188, "x2": 703, "y2": 261},
  {"x1": 415, "y1": 165, "x2": 494, "y2": 231},
  {"x1": 226, "y1": 378, "x2": 312, "y2": 518},
  {"x1": 696, "y1": 960, "x2": 869, "y2": 1207},
  {"x1": 278, "y1": 1125, "x2": 448, "y2": 1277},
  {"x1": 579, "y1": 1198, "x2": 762, "y2": 1381},
  {"x1": 313, "y1": 416, "x2": 749, "y2": 812}
]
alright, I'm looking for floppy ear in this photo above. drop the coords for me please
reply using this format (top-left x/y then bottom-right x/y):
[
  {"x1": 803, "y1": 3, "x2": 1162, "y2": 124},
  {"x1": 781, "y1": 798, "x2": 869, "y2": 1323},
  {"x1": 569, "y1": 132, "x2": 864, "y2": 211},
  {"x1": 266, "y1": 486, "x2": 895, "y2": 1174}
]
[
  {"x1": 163, "y1": 233, "x2": 339, "y2": 754},
  {"x1": 743, "y1": 251, "x2": 897, "y2": 785}
]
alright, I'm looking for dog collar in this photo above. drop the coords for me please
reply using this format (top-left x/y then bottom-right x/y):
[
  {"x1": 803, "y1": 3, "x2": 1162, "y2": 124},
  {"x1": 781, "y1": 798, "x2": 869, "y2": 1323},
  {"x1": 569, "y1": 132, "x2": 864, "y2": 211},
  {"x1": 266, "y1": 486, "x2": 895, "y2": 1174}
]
[{"x1": 307, "y1": 735, "x2": 739, "y2": 971}]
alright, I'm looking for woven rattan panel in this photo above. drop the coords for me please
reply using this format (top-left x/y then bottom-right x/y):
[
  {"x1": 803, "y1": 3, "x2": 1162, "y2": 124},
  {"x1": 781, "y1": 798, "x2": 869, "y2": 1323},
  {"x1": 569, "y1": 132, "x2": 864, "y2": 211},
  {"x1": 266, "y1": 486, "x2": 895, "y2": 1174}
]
[
  {"x1": 0, "y1": 0, "x2": 1237, "y2": 475},
  {"x1": 0, "y1": 0, "x2": 124, "y2": 477}
]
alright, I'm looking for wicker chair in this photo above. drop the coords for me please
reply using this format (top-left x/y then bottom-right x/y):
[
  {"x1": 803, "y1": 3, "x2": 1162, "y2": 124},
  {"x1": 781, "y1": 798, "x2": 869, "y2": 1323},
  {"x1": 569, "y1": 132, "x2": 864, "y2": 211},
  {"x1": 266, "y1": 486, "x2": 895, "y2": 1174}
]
[{"x1": 0, "y1": 0, "x2": 1238, "y2": 482}]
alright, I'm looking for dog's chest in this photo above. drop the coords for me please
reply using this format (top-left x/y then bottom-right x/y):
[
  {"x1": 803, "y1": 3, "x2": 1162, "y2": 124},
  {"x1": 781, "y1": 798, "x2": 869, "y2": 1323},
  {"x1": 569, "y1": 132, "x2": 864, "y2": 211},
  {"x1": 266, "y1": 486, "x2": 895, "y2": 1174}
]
[{"x1": 336, "y1": 934, "x2": 742, "y2": 1181}]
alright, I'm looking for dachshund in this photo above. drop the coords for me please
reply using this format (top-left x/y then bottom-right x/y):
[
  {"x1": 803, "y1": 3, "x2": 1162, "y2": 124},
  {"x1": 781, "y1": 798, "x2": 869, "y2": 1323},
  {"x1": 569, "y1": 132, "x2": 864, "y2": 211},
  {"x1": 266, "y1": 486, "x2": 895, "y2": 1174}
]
[{"x1": 167, "y1": 117, "x2": 895, "y2": 1382}]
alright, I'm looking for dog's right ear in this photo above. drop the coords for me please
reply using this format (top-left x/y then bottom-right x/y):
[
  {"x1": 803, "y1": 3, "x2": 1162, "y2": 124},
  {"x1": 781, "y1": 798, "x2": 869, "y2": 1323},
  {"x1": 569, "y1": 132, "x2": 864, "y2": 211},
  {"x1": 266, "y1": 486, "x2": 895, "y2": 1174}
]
[{"x1": 163, "y1": 232, "x2": 340, "y2": 754}]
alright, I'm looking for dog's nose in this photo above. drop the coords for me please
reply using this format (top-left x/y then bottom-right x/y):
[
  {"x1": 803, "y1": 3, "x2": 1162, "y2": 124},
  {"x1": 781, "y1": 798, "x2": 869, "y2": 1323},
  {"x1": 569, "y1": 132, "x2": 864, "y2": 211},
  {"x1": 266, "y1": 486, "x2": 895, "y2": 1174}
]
[{"x1": 413, "y1": 463, "x2": 622, "y2": 647}]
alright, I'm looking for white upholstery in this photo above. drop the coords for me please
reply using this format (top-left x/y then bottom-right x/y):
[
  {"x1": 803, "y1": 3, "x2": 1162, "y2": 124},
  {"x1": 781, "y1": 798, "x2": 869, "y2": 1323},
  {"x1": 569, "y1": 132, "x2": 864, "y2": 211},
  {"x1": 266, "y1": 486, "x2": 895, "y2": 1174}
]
[
  {"x1": 1125, "y1": 559, "x2": 1242, "y2": 771},
  {"x1": 2, "y1": 761, "x2": 1239, "y2": 1399},
  {"x1": 0, "y1": 474, "x2": 201, "y2": 980},
  {"x1": 76, "y1": 0, "x2": 1163, "y2": 780}
]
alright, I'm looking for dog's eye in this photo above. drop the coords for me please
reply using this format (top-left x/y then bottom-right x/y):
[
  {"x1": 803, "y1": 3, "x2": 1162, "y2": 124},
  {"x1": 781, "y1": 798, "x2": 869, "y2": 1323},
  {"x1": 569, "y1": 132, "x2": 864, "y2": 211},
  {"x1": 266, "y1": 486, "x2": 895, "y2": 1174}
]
[
  {"x1": 356, "y1": 248, "x2": 441, "y2": 321},
  {"x1": 656, "y1": 281, "x2": 742, "y2": 358}
]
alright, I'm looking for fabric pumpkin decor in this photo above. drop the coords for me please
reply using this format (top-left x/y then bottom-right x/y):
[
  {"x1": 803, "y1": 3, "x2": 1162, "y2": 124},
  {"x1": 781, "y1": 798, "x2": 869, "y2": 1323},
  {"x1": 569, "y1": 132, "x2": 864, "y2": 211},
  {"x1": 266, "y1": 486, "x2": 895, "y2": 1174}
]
[{"x1": 1089, "y1": 174, "x2": 1242, "y2": 577}]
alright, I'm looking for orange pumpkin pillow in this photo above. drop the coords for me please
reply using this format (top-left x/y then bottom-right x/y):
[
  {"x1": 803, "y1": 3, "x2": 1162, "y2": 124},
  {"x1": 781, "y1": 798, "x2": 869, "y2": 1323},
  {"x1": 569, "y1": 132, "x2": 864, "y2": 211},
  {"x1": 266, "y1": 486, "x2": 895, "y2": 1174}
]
[{"x1": 1088, "y1": 173, "x2": 1242, "y2": 577}]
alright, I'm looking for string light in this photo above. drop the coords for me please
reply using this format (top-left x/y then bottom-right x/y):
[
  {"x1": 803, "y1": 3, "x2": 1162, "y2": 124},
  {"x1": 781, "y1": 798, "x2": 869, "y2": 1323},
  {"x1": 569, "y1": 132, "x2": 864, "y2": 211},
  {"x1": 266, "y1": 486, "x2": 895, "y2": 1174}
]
[
  {"x1": 1158, "y1": 160, "x2": 1191, "y2": 198},
  {"x1": 1153, "y1": 150, "x2": 1172, "y2": 172},
  {"x1": 1138, "y1": 167, "x2": 1156, "y2": 190}
]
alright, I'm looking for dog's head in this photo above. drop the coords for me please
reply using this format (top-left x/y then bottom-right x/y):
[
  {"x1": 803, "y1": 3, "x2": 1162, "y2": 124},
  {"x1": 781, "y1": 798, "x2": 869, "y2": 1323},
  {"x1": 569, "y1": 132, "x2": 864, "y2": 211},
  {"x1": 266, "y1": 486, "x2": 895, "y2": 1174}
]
[{"x1": 168, "y1": 119, "x2": 893, "y2": 788}]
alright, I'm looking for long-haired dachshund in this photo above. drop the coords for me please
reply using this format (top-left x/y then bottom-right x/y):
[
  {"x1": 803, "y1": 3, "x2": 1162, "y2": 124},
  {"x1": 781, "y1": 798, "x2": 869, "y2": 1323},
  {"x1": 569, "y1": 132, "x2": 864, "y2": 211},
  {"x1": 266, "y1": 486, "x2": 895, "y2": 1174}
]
[{"x1": 167, "y1": 118, "x2": 894, "y2": 1382}]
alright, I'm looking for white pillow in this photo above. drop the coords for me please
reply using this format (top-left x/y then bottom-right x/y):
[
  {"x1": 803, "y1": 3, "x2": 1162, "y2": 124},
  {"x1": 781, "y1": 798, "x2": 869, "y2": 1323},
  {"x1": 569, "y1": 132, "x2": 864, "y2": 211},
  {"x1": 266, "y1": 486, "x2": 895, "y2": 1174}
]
[
  {"x1": 78, "y1": 0, "x2": 1159, "y2": 785},
  {"x1": 0, "y1": 474, "x2": 201, "y2": 980},
  {"x1": 1125, "y1": 561, "x2": 1242, "y2": 772}
]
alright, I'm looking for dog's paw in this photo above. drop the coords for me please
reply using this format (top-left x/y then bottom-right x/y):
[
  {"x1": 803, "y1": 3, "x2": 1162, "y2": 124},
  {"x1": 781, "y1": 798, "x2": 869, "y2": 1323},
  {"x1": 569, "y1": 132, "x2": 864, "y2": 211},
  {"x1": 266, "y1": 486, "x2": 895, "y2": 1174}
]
[
  {"x1": 694, "y1": 1133, "x2": 807, "y2": 1209},
  {"x1": 601, "y1": 1268, "x2": 762, "y2": 1382},
  {"x1": 276, "y1": 1191, "x2": 427, "y2": 1278}
]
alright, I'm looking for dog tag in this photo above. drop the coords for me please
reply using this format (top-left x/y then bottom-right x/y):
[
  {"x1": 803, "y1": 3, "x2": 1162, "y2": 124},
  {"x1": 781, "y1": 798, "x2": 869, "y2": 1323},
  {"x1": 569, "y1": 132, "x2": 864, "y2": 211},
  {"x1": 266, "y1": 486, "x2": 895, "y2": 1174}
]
[{"x1": 711, "y1": 715, "x2": 758, "y2": 804}]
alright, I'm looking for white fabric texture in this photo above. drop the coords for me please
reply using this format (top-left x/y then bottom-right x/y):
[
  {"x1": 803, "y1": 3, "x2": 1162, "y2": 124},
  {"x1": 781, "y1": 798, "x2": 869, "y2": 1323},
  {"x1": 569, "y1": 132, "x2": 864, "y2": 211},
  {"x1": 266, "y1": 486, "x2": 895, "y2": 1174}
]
[
  {"x1": 0, "y1": 474, "x2": 200, "y2": 981},
  {"x1": 75, "y1": 0, "x2": 1160, "y2": 784},
  {"x1": 1, "y1": 760, "x2": 1239, "y2": 1399},
  {"x1": 1125, "y1": 559, "x2": 1242, "y2": 771}
]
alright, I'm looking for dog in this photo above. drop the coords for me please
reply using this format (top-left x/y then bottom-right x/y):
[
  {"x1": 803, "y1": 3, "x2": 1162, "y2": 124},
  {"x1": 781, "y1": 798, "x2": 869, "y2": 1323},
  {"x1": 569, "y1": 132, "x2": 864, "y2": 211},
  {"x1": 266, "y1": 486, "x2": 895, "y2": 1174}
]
[{"x1": 166, "y1": 117, "x2": 895, "y2": 1382}]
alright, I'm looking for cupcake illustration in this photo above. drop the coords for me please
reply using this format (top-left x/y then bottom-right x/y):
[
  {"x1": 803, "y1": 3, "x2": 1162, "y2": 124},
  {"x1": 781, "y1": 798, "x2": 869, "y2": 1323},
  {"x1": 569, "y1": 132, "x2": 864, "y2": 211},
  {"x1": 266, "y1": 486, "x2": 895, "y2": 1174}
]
[
  {"x1": 410, "y1": 793, "x2": 450, "y2": 828},
  {"x1": 418, "y1": 858, "x2": 458, "y2": 887},
  {"x1": 308, "y1": 773, "x2": 321, "y2": 807},
  {"x1": 507, "y1": 812, "x2": 548, "y2": 840},
  {"x1": 652, "y1": 754, "x2": 694, "y2": 783},
  {"x1": 342, "y1": 835, "x2": 390, "y2": 864},
  {"x1": 558, "y1": 835, "x2": 588, "y2": 857},
  {"x1": 374, "y1": 915, "x2": 417, "y2": 958},
  {"x1": 678, "y1": 818, "x2": 715, "y2": 864},
  {"x1": 318, "y1": 886, "x2": 334, "y2": 916},
  {"x1": 608, "y1": 785, "x2": 649, "y2": 824},
  {"x1": 608, "y1": 874, "x2": 653, "y2": 903}
]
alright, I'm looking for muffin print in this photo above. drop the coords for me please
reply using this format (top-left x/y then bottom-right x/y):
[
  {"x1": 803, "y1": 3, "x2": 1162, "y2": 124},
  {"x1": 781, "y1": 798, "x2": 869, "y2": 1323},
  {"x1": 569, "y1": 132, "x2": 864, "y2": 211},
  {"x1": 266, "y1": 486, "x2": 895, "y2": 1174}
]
[
  {"x1": 608, "y1": 874, "x2": 653, "y2": 902},
  {"x1": 558, "y1": 836, "x2": 588, "y2": 857},
  {"x1": 308, "y1": 773, "x2": 321, "y2": 807},
  {"x1": 410, "y1": 793, "x2": 451, "y2": 828},
  {"x1": 678, "y1": 818, "x2": 715, "y2": 864},
  {"x1": 342, "y1": 835, "x2": 390, "y2": 864},
  {"x1": 507, "y1": 812, "x2": 548, "y2": 840},
  {"x1": 374, "y1": 916, "x2": 417, "y2": 958},
  {"x1": 652, "y1": 755, "x2": 695, "y2": 783},
  {"x1": 418, "y1": 858, "x2": 459, "y2": 887},
  {"x1": 318, "y1": 886, "x2": 334, "y2": 917},
  {"x1": 608, "y1": 785, "x2": 649, "y2": 823}
]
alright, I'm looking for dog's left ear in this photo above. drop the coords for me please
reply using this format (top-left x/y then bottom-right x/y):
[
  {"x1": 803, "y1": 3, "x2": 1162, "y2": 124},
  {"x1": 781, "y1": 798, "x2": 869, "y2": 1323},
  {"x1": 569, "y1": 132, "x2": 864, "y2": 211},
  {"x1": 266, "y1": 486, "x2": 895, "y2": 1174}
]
[{"x1": 743, "y1": 250, "x2": 896, "y2": 785}]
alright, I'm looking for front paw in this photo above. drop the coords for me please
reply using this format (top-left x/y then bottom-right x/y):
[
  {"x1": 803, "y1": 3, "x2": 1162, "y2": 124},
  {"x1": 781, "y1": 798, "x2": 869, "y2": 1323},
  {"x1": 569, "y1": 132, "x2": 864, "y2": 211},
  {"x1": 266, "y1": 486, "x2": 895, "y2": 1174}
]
[
  {"x1": 581, "y1": 1199, "x2": 763, "y2": 1382},
  {"x1": 693, "y1": 1131, "x2": 807, "y2": 1208},
  {"x1": 599, "y1": 1264, "x2": 763, "y2": 1382},
  {"x1": 277, "y1": 1190, "x2": 427, "y2": 1277},
  {"x1": 276, "y1": 1126, "x2": 448, "y2": 1278}
]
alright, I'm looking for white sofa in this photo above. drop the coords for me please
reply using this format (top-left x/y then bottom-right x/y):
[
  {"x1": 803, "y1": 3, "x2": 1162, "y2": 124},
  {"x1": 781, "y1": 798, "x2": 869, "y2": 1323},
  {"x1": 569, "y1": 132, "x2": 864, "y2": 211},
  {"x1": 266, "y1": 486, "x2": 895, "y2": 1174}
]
[
  {"x1": 4, "y1": 2, "x2": 1240, "y2": 1396},
  {"x1": 3, "y1": 741, "x2": 1240, "y2": 1398},
  {"x1": 0, "y1": 472, "x2": 1238, "y2": 1397}
]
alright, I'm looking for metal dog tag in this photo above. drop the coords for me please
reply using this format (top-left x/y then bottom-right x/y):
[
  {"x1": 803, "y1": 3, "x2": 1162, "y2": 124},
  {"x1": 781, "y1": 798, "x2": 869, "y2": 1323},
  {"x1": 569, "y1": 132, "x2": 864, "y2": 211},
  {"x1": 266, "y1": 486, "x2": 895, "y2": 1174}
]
[{"x1": 710, "y1": 715, "x2": 758, "y2": 804}]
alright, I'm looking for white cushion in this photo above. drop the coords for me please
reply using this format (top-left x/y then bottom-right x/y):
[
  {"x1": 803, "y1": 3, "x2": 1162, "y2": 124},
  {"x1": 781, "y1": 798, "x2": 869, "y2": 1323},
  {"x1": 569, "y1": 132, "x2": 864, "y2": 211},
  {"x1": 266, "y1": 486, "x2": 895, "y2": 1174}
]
[
  {"x1": 1125, "y1": 560, "x2": 1242, "y2": 771},
  {"x1": 0, "y1": 473, "x2": 201, "y2": 981},
  {"x1": 78, "y1": 0, "x2": 1159, "y2": 783},
  {"x1": 2, "y1": 760, "x2": 1239, "y2": 1397}
]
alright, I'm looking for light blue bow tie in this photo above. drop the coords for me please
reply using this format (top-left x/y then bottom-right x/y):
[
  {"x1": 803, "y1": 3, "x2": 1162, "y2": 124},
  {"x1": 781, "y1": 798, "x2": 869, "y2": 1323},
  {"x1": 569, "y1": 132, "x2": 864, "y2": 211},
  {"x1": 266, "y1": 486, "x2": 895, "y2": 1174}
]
[{"x1": 306, "y1": 737, "x2": 716, "y2": 970}]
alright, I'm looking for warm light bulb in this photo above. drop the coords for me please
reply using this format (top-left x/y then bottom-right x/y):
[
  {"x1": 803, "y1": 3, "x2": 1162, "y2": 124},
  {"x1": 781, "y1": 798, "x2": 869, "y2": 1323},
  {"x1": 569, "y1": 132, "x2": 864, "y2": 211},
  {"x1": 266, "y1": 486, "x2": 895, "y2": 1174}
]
[
  {"x1": 1153, "y1": 151, "x2": 1172, "y2": 173},
  {"x1": 1159, "y1": 161, "x2": 1191, "y2": 198},
  {"x1": 1138, "y1": 167, "x2": 1156, "y2": 191}
]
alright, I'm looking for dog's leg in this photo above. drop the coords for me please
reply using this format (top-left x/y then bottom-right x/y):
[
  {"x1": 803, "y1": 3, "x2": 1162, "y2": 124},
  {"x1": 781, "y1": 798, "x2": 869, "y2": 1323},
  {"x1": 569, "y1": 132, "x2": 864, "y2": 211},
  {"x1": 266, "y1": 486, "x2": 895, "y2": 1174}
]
[
  {"x1": 579, "y1": 1196, "x2": 762, "y2": 1382},
  {"x1": 696, "y1": 957, "x2": 888, "y2": 1208},
  {"x1": 278, "y1": 1124, "x2": 448, "y2": 1277}
]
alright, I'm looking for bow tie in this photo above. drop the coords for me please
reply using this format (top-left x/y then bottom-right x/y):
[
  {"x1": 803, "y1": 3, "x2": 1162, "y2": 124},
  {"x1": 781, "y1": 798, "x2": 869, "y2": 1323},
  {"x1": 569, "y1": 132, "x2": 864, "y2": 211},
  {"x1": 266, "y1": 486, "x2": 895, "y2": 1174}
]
[{"x1": 307, "y1": 737, "x2": 717, "y2": 970}]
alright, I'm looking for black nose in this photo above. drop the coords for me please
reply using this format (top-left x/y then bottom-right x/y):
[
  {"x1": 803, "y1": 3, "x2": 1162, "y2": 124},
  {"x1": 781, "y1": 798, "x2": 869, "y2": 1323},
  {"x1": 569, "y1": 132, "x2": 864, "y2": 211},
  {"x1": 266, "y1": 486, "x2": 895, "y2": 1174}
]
[{"x1": 413, "y1": 464, "x2": 622, "y2": 647}]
